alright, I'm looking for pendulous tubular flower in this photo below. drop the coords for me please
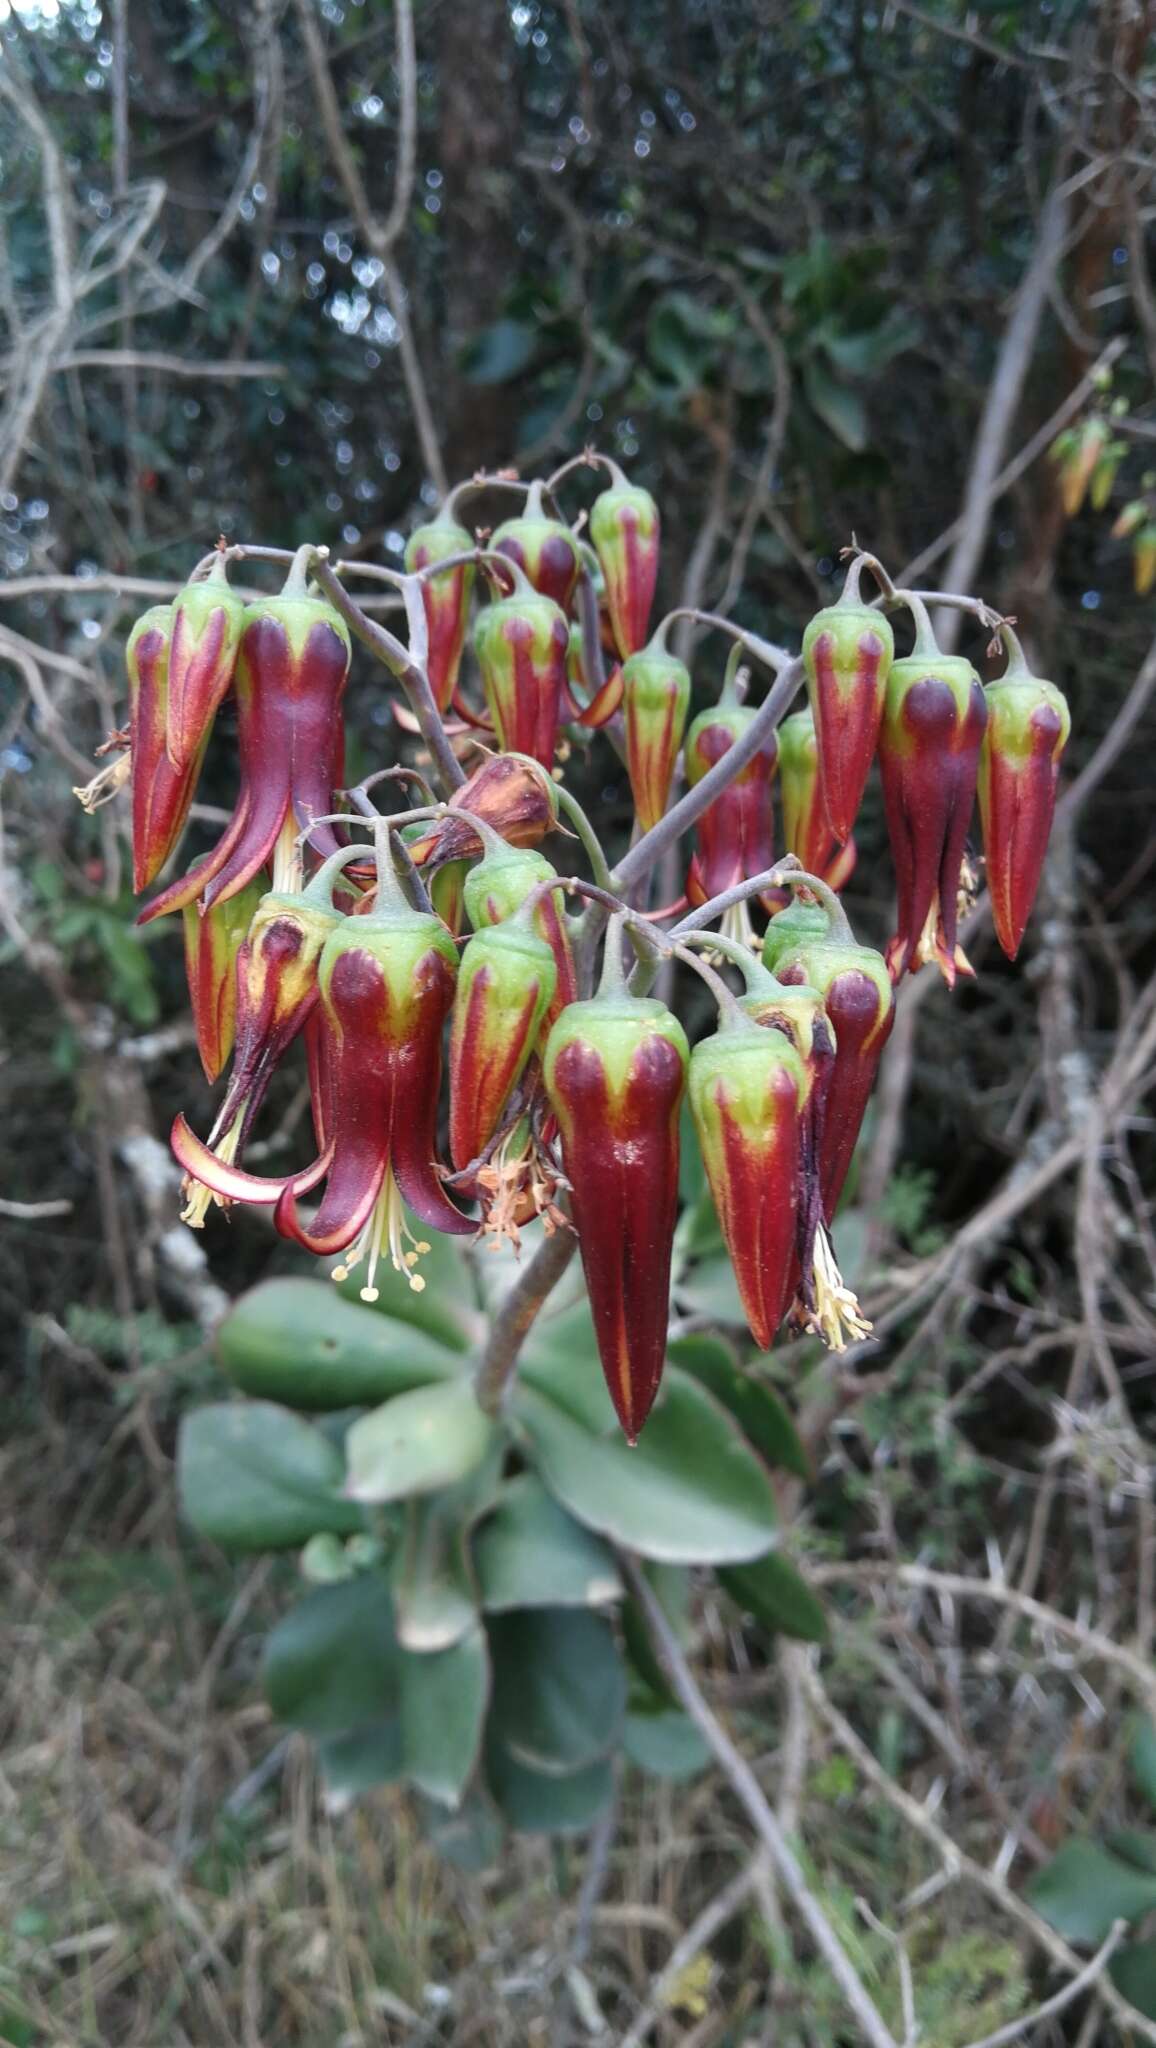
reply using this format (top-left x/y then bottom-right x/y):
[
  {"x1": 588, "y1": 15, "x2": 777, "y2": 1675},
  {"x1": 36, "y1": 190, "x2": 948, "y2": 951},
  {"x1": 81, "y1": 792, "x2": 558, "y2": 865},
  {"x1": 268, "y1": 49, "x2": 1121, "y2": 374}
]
[
  {"x1": 404, "y1": 488, "x2": 476, "y2": 713},
  {"x1": 473, "y1": 565, "x2": 571, "y2": 770},
  {"x1": 176, "y1": 844, "x2": 363, "y2": 1227},
  {"x1": 776, "y1": 706, "x2": 857, "y2": 893},
  {"x1": 689, "y1": 1012, "x2": 806, "y2": 1353},
  {"x1": 448, "y1": 906, "x2": 558, "y2": 1177},
  {"x1": 492, "y1": 478, "x2": 581, "y2": 610},
  {"x1": 182, "y1": 865, "x2": 266, "y2": 1084},
  {"x1": 172, "y1": 833, "x2": 472, "y2": 1294},
  {"x1": 589, "y1": 461, "x2": 661, "y2": 661},
  {"x1": 543, "y1": 928, "x2": 689, "y2": 1443},
  {"x1": 620, "y1": 622, "x2": 691, "y2": 835},
  {"x1": 164, "y1": 553, "x2": 246, "y2": 772},
  {"x1": 977, "y1": 626, "x2": 1070, "y2": 962},
  {"x1": 684, "y1": 656, "x2": 778, "y2": 950},
  {"x1": 126, "y1": 604, "x2": 205, "y2": 891},
  {"x1": 802, "y1": 554, "x2": 893, "y2": 846},
  {"x1": 139, "y1": 553, "x2": 352, "y2": 923},
  {"x1": 767, "y1": 887, "x2": 895, "y2": 1224},
  {"x1": 878, "y1": 593, "x2": 987, "y2": 987}
]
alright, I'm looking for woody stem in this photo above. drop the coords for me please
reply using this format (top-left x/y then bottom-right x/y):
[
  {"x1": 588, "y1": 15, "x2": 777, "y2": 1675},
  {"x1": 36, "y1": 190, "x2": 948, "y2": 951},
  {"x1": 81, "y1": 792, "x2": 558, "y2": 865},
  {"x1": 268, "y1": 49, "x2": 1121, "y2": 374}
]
[{"x1": 473, "y1": 1225, "x2": 578, "y2": 1418}]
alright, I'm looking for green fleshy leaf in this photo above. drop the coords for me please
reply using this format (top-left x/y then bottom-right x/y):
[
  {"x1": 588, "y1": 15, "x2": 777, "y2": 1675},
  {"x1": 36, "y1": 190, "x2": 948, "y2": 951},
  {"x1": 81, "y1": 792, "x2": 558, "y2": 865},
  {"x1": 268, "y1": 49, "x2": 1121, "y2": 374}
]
[
  {"x1": 1131, "y1": 1717, "x2": 1156, "y2": 1813},
  {"x1": 345, "y1": 1382, "x2": 496, "y2": 1505},
  {"x1": 400, "y1": 1625, "x2": 490, "y2": 1808},
  {"x1": 1110, "y1": 1937, "x2": 1156, "y2": 2018},
  {"x1": 419, "y1": 1783, "x2": 505, "y2": 1871},
  {"x1": 1027, "y1": 1840, "x2": 1156, "y2": 1945},
  {"x1": 674, "y1": 1251, "x2": 746, "y2": 1324},
  {"x1": 514, "y1": 1368, "x2": 778, "y2": 1565},
  {"x1": 217, "y1": 1277, "x2": 465, "y2": 1410},
  {"x1": 178, "y1": 1401, "x2": 363, "y2": 1551},
  {"x1": 474, "y1": 1476, "x2": 622, "y2": 1612},
  {"x1": 623, "y1": 1707, "x2": 710, "y2": 1781},
  {"x1": 486, "y1": 1742, "x2": 615, "y2": 1835},
  {"x1": 318, "y1": 1719, "x2": 403, "y2": 1798},
  {"x1": 667, "y1": 1335, "x2": 809, "y2": 1478},
  {"x1": 720, "y1": 1554, "x2": 828, "y2": 1643},
  {"x1": 487, "y1": 1607, "x2": 626, "y2": 1775},
  {"x1": 392, "y1": 1453, "x2": 503, "y2": 1652},
  {"x1": 263, "y1": 1572, "x2": 400, "y2": 1737}
]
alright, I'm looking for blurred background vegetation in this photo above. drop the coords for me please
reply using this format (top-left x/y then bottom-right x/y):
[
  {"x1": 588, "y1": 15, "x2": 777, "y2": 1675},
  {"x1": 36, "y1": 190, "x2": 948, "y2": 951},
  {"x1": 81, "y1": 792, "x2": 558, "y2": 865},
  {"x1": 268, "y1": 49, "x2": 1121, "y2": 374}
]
[{"x1": 3, "y1": 0, "x2": 1156, "y2": 2042}]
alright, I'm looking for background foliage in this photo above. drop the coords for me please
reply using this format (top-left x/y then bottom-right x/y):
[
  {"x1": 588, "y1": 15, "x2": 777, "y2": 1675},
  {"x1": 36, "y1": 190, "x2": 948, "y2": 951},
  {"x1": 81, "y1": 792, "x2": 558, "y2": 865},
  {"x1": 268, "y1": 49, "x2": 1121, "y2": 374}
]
[{"x1": 3, "y1": 0, "x2": 1156, "y2": 2042}]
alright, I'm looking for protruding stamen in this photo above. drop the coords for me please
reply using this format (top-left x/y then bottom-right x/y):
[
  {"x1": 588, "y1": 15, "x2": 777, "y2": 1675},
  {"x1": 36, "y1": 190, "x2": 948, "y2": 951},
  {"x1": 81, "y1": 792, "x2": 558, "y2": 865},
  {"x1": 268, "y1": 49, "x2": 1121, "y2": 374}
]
[
  {"x1": 180, "y1": 1114, "x2": 242, "y2": 1228},
  {"x1": 805, "y1": 1223, "x2": 872, "y2": 1353}
]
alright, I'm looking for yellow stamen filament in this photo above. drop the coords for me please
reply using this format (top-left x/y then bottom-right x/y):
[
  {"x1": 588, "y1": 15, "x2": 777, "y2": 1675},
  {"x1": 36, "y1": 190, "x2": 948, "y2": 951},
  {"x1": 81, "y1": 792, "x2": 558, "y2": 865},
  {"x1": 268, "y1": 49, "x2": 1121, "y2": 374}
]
[
  {"x1": 180, "y1": 1114, "x2": 242, "y2": 1229},
  {"x1": 721, "y1": 897, "x2": 760, "y2": 954},
  {"x1": 271, "y1": 812, "x2": 304, "y2": 895},
  {"x1": 331, "y1": 1168, "x2": 431, "y2": 1298},
  {"x1": 73, "y1": 750, "x2": 132, "y2": 813},
  {"x1": 805, "y1": 1223, "x2": 872, "y2": 1353}
]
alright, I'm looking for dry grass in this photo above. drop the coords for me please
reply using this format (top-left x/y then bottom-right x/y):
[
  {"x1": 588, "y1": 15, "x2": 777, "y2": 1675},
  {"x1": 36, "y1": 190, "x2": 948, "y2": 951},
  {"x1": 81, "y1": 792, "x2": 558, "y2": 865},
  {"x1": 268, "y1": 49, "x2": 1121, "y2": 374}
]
[{"x1": 1, "y1": 1332, "x2": 1147, "y2": 2048}]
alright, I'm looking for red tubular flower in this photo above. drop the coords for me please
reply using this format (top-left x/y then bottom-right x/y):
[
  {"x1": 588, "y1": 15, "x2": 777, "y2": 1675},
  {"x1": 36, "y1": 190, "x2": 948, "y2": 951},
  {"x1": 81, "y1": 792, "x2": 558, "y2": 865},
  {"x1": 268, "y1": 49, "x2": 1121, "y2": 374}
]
[
  {"x1": 802, "y1": 555, "x2": 893, "y2": 845},
  {"x1": 620, "y1": 624, "x2": 691, "y2": 834},
  {"x1": 684, "y1": 662, "x2": 777, "y2": 943},
  {"x1": 404, "y1": 494, "x2": 475, "y2": 712},
  {"x1": 588, "y1": 461, "x2": 660, "y2": 660},
  {"x1": 767, "y1": 890, "x2": 894, "y2": 1222},
  {"x1": 492, "y1": 478, "x2": 581, "y2": 610},
  {"x1": 126, "y1": 604, "x2": 208, "y2": 891},
  {"x1": 977, "y1": 628, "x2": 1071, "y2": 961},
  {"x1": 473, "y1": 566, "x2": 570, "y2": 769},
  {"x1": 165, "y1": 553, "x2": 246, "y2": 771},
  {"x1": 173, "y1": 841, "x2": 473, "y2": 1294},
  {"x1": 462, "y1": 826, "x2": 577, "y2": 1035},
  {"x1": 448, "y1": 909, "x2": 557, "y2": 1173},
  {"x1": 182, "y1": 865, "x2": 266, "y2": 1083},
  {"x1": 139, "y1": 555, "x2": 352, "y2": 923},
  {"x1": 543, "y1": 936, "x2": 689, "y2": 1442},
  {"x1": 688, "y1": 1015, "x2": 806, "y2": 1351},
  {"x1": 878, "y1": 596, "x2": 987, "y2": 986},
  {"x1": 176, "y1": 846, "x2": 360, "y2": 1226}
]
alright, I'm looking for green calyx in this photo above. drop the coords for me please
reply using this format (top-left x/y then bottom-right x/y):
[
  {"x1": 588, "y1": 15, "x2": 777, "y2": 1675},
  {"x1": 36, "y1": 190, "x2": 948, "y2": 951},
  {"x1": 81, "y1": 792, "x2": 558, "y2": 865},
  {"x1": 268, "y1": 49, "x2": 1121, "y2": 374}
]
[
  {"x1": 984, "y1": 626, "x2": 1071, "y2": 765},
  {"x1": 684, "y1": 700, "x2": 757, "y2": 782},
  {"x1": 774, "y1": 932, "x2": 892, "y2": 1014},
  {"x1": 319, "y1": 906, "x2": 457, "y2": 1007},
  {"x1": 127, "y1": 603, "x2": 173, "y2": 662},
  {"x1": 464, "y1": 846, "x2": 557, "y2": 929},
  {"x1": 688, "y1": 1025, "x2": 808, "y2": 1121},
  {"x1": 621, "y1": 642, "x2": 691, "y2": 701},
  {"x1": 493, "y1": 477, "x2": 578, "y2": 552},
  {"x1": 544, "y1": 993, "x2": 689, "y2": 1103},
  {"x1": 404, "y1": 517, "x2": 473, "y2": 569},
  {"x1": 802, "y1": 601, "x2": 894, "y2": 679},
  {"x1": 460, "y1": 914, "x2": 558, "y2": 998},
  {"x1": 237, "y1": 843, "x2": 366, "y2": 927},
  {"x1": 243, "y1": 589, "x2": 352, "y2": 664},
  {"x1": 175, "y1": 555, "x2": 246, "y2": 636},
  {"x1": 475, "y1": 587, "x2": 566, "y2": 644},
  {"x1": 762, "y1": 899, "x2": 831, "y2": 971},
  {"x1": 590, "y1": 478, "x2": 659, "y2": 545}
]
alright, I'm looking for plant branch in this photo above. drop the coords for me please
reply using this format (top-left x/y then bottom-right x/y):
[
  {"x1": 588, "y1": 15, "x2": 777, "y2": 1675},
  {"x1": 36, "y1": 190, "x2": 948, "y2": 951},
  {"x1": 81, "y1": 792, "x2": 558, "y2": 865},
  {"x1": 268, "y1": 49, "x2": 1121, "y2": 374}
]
[{"x1": 474, "y1": 1225, "x2": 578, "y2": 1418}]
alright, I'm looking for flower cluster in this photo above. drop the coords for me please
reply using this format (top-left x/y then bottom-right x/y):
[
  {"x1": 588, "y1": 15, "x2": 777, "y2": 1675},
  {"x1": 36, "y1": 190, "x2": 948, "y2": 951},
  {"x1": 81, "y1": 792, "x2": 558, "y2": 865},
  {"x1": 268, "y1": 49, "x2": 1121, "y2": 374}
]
[{"x1": 91, "y1": 454, "x2": 1071, "y2": 1442}]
